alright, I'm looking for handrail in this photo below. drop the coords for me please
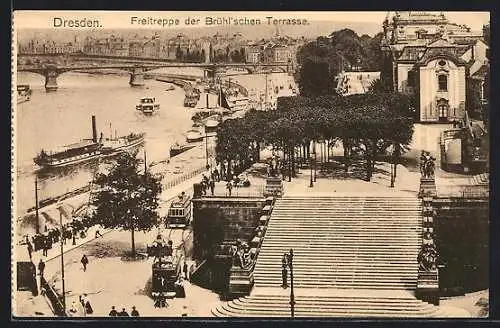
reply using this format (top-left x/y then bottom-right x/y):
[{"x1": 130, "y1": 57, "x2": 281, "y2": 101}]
[{"x1": 40, "y1": 277, "x2": 67, "y2": 317}]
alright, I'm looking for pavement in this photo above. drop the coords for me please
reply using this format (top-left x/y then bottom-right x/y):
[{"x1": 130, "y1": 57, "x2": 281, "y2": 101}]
[{"x1": 13, "y1": 164, "x2": 215, "y2": 318}]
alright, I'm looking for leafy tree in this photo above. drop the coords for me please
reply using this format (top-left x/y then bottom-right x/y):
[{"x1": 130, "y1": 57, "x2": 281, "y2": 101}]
[
  {"x1": 368, "y1": 78, "x2": 393, "y2": 94},
  {"x1": 91, "y1": 150, "x2": 162, "y2": 257},
  {"x1": 201, "y1": 48, "x2": 206, "y2": 63},
  {"x1": 298, "y1": 59, "x2": 335, "y2": 97},
  {"x1": 175, "y1": 45, "x2": 183, "y2": 61}
]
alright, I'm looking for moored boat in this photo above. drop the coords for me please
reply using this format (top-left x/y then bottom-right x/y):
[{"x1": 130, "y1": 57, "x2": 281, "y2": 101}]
[
  {"x1": 186, "y1": 129, "x2": 204, "y2": 143},
  {"x1": 100, "y1": 132, "x2": 145, "y2": 156},
  {"x1": 34, "y1": 140, "x2": 102, "y2": 168},
  {"x1": 169, "y1": 142, "x2": 196, "y2": 158},
  {"x1": 17, "y1": 85, "x2": 32, "y2": 104}
]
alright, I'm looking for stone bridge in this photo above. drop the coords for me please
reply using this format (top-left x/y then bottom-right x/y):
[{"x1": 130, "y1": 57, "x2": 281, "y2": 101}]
[{"x1": 17, "y1": 54, "x2": 292, "y2": 91}]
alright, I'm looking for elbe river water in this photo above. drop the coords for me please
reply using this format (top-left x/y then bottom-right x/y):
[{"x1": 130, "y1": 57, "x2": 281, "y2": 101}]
[{"x1": 14, "y1": 69, "x2": 297, "y2": 217}]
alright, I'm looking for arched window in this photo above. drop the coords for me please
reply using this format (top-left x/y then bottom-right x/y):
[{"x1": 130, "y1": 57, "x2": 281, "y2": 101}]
[{"x1": 438, "y1": 74, "x2": 448, "y2": 91}]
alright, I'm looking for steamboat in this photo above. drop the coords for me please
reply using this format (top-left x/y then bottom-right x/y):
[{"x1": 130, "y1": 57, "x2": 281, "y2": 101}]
[
  {"x1": 136, "y1": 96, "x2": 160, "y2": 115},
  {"x1": 34, "y1": 115, "x2": 145, "y2": 169}
]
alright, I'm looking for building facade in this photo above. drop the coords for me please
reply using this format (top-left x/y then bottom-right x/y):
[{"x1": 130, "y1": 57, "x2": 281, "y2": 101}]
[{"x1": 382, "y1": 11, "x2": 488, "y2": 123}]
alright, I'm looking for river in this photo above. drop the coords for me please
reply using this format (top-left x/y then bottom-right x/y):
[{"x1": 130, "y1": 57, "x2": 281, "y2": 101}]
[{"x1": 14, "y1": 69, "x2": 297, "y2": 218}]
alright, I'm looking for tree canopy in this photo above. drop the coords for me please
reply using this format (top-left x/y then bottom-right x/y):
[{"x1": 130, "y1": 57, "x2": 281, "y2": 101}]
[
  {"x1": 216, "y1": 92, "x2": 413, "y2": 182},
  {"x1": 91, "y1": 150, "x2": 162, "y2": 256}
]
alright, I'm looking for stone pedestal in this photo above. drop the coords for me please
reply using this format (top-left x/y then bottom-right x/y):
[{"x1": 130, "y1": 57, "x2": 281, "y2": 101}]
[
  {"x1": 419, "y1": 178, "x2": 437, "y2": 198},
  {"x1": 129, "y1": 72, "x2": 145, "y2": 87},
  {"x1": 228, "y1": 266, "x2": 254, "y2": 297},
  {"x1": 44, "y1": 74, "x2": 58, "y2": 92},
  {"x1": 264, "y1": 176, "x2": 283, "y2": 198},
  {"x1": 416, "y1": 269, "x2": 440, "y2": 305}
]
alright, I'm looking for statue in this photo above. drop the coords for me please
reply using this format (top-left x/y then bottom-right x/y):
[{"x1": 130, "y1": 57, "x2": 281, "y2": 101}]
[
  {"x1": 418, "y1": 244, "x2": 437, "y2": 271},
  {"x1": 420, "y1": 151, "x2": 436, "y2": 179}
]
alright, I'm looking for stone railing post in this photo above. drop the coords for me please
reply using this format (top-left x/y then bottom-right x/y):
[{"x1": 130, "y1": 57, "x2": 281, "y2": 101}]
[{"x1": 416, "y1": 154, "x2": 440, "y2": 305}]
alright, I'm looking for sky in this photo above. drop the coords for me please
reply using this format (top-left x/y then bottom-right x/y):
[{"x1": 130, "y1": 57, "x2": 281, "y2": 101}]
[{"x1": 13, "y1": 11, "x2": 490, "y2": 31}]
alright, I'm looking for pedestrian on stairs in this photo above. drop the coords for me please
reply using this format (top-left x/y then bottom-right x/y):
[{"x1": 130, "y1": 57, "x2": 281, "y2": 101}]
[{"x1": 281, "y1": 253, "x2": 288, "y2": 288}]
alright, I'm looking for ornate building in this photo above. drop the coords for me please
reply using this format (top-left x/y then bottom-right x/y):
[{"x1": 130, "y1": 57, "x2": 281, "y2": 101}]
[{"x1": 381, "y1": 11, "x2": 487, "y2": 123}]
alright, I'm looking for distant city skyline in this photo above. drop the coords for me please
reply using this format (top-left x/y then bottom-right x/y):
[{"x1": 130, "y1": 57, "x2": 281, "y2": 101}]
[{"x1": 14, "y1": 11, "x2": 489, "y2": 31}]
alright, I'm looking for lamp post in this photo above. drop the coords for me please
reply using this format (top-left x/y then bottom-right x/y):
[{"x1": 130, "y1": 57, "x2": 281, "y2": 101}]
[
  {"x1": 313, "y1": 141, "x2": 317, "y2": 182},
  {"x1": 57, "y1": 206, "x2": 66, "y2": 314},
  {"x1": 288, "y1": 248, "x2": 295, "y2": 318},
  {"x1": 34, "y1": 177, "x2": 40, "y2": 234},
  {"x1": 309, "y1": 154, "x2": 314, "y2": 188},
  {"x1": 205, "y1": 131, "x2": 209, "y2": 169}
]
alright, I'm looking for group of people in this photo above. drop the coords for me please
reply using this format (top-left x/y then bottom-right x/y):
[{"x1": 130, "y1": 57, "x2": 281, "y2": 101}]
[
  {"x1": 108, "y1": 306, "x2": 140, "y2": 317},
  {"x1": 200, "y1": 174, "x2": 216, "y2": 196},
  {"x1": 25, "y1": 217, "x2": 100, "y2": 260}
]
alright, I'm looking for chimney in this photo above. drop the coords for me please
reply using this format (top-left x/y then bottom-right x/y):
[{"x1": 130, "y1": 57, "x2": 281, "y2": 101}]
[{"x1": 91, "y1": 115, "x2": 98, "y2": 143}]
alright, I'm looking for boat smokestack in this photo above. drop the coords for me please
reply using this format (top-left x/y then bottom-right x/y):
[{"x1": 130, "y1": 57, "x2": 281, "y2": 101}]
[{"x1": 92, "y1": 115, "x2": 97, "y2": 143}]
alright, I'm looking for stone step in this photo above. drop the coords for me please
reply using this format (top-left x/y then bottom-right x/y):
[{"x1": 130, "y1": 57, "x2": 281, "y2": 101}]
[
  {"x1": 217, "y1": 304, "x2": 436, "y2": 317},
  {"x1": 264, "y1": 230, "x2": 420, "y2": 235},
  {"x1": 272, "y1": 209, "x2": 421, "y2": 213},
  {"x1": 234, "y1": 297, "x2": 431, "y2": 309},
  {"x1": 260, "y1": 240, "x2": 419, "y2": 246},
  {"x1": 212, "y1": 307, "x2": 442, "y2": 318},
  {"x1": 255, "y1": 264, "x2": 417, "y2": 271},
  {"x1": 231, "y1": 300, "x2": 433, "y2": 312},
  {"x1": 253, "y1": 282, "x2": 417, "y2": 289}
]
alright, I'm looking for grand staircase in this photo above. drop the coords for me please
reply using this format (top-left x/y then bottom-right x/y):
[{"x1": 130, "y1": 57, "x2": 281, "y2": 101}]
[{"x1": 212, "y1": 195, "x2": 451, "y2": 317}]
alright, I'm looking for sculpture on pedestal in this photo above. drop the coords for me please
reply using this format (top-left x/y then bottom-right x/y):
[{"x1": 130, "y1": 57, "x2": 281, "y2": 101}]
[{"x1": 420, "y1": 151, "x2": 436, "y2": 178}]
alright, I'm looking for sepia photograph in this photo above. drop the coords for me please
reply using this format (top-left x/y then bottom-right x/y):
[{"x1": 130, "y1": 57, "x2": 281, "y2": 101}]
[{"x1": 11, "y1": 10, "x2": 490, "y2": 319}]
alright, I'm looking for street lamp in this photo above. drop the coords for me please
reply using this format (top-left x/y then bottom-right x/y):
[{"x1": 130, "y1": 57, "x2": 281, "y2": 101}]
[
  {"x1": 288, "y1": 249, "x2": 295, "y2": 318},
  {"x1": 313, "y1": 141, "x2": 317, "y2": 182},
  {"x1": 56, "y1": 205, "x2": 66, "y2": 314},
  {"x1": 309, "y1": 154, "x2": 314, "y2": 188}
]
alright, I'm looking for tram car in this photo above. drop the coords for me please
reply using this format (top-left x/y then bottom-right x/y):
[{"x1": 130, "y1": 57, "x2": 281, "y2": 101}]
[
  {"x1": 166, "y1": 192, "x2": 192, "y2": 228},
  {"x1": 148, "y1": 238, "x2": 184, "y2": 298}
]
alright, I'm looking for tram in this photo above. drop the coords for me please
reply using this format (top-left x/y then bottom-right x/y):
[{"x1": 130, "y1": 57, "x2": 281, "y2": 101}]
[
  {"x1": 166, "y1": 192, "x2": 192, "y2": 228},
  {"x1": 148, "y1": 237, "x2": 184, "y2": 300}
]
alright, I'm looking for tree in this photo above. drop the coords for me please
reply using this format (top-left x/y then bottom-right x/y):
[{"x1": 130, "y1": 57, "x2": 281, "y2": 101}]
[
  {"x1": 175, "y1": 45, "x2": 183, "y2": 61},
  {"x1": 298, "y1": 59, "x2": 335, "y2": 97},
  {"x1": 91, "y1": 150, "x2": 162, "y2": 257},
  {"x1": 201, "y1": 48, "x2": 206, "y2": 63}
]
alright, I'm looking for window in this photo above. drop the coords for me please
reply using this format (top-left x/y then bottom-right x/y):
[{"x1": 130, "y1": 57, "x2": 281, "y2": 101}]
[
  {"x1": 407, "y1": 71, "x2": 416, "y2": 87},
  {"x1": 438, "y1": 104, "x2": 448, "y2": 119},
  {"x1": 438, "y1": 75, "x2": 448, "y2": 91}
]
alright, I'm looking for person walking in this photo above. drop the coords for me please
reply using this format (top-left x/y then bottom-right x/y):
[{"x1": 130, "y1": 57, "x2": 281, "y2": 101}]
[
  {"x1": 183, "y1": 261, "x2": 189, "y2": 280},
  {"x1": 209, "y1": 179, "x2": 215, "y2": 196},
  {"x1": 27, "y1": 241, "x2": 33, "y2": 260},
  {"x1": 131, "y1": 306, "x2": 139, "y2": 317},
  {"x1": 226, "y1": 181, "x2": 232, "y2": 196},
  {"x1": 42, "y1": 237, "x2": 49, "y2": 256},
  {"x1": 108, "y1": 306, "x2": 118, "y2": 317},
  {"x1": 81, "y1": 254, "x2": 89, "y2": 272},
  {"x1": 38, "y1": 259, "x2": 45, "y2": 280},
  {"x1": 118, "y1": 308, "x2": 129, "y2": 317},
  {"x1": 84, "y1": 294, "x2": 93, "y2": 315},
  {"x1": 70, "y1": 300, "x2": 79, "y2": 314}
]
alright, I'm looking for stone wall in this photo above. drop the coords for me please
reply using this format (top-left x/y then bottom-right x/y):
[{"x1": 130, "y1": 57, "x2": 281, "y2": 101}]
[
  {"x1": 192, "y1": 197, "x2": 266, "y2": 261},
  {"x1": 433, "y1": 198, "x2": 489, "y2": 295}
]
